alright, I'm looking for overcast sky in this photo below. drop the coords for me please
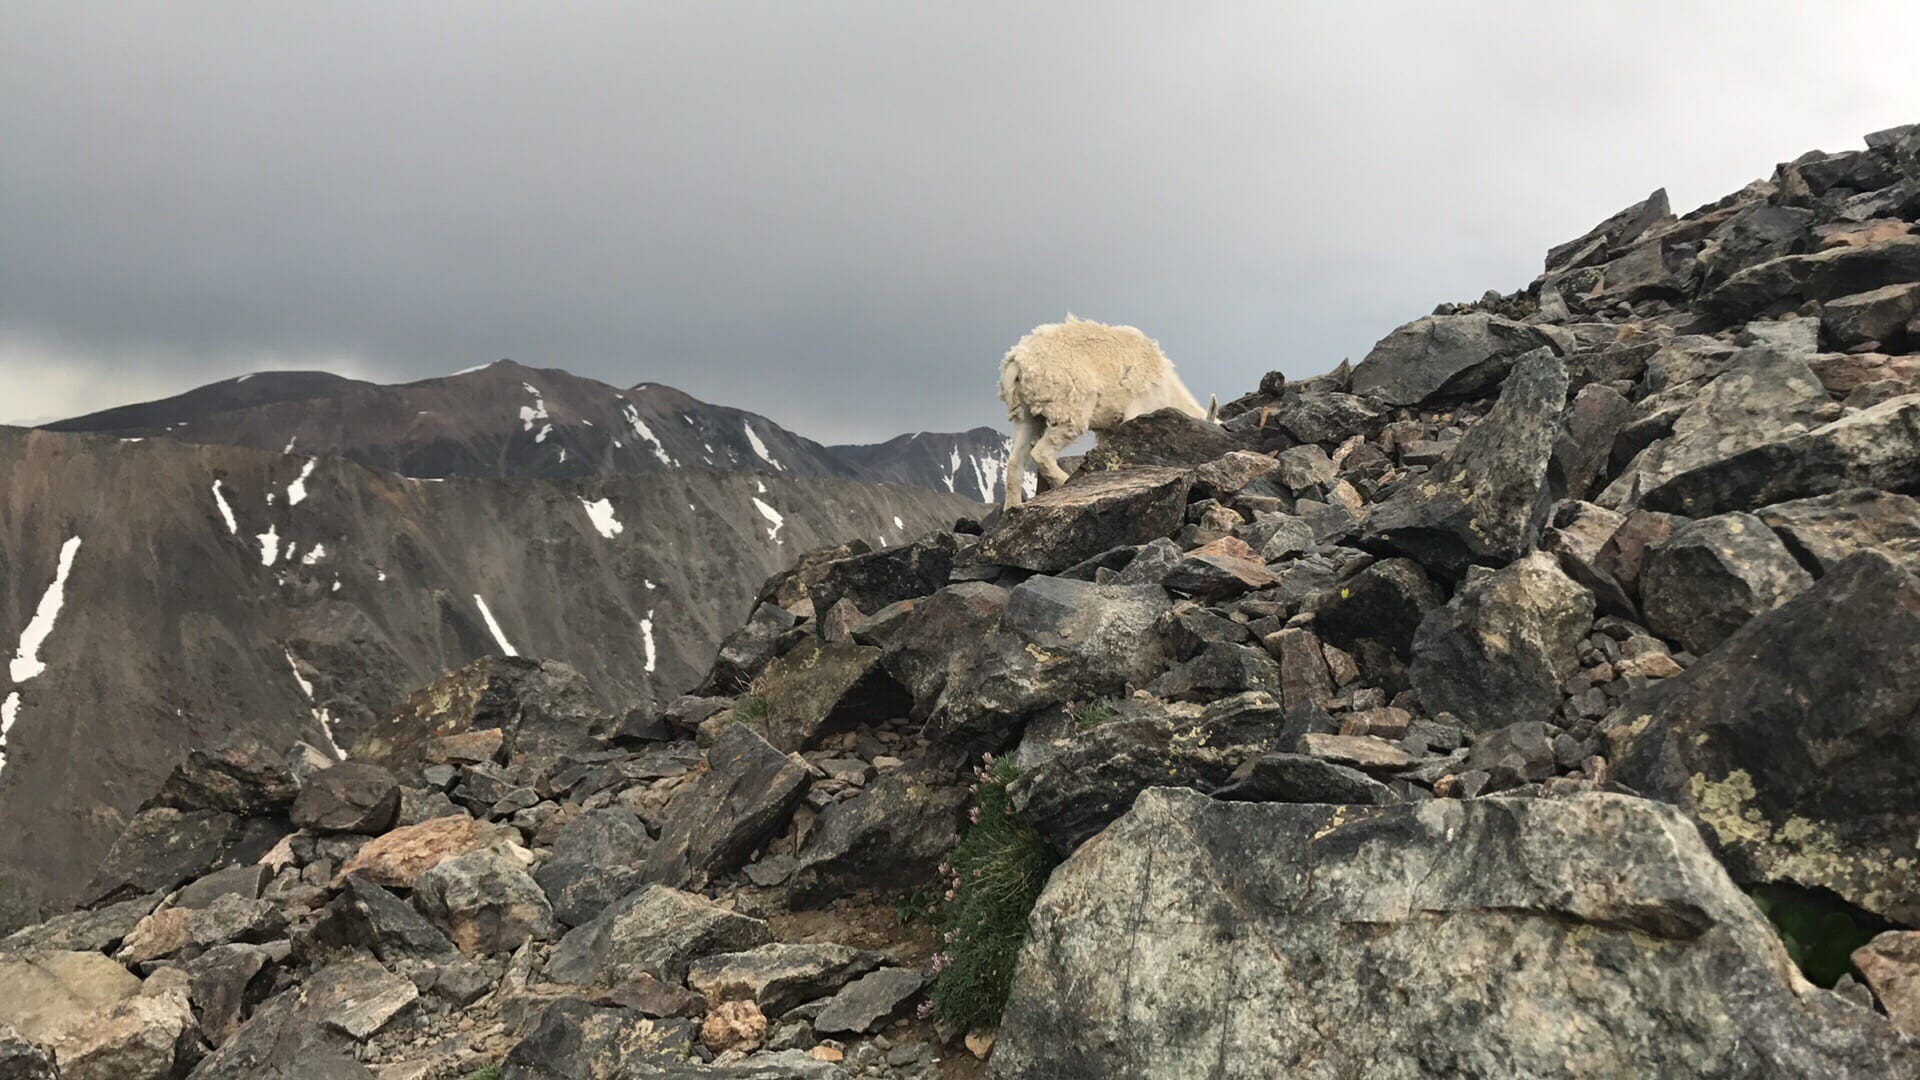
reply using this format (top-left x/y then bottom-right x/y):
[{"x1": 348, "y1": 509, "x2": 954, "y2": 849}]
[{"x1": 4, "y1": 4, "x2": 1918, "y2": 442}]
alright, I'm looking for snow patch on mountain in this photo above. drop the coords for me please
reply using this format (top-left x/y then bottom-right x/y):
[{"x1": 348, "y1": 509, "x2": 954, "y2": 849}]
[
  {"x1": 580, "y1": 497, "x2": 623, "y2": 539},
  {"x1": 212, "y1": 481, "x2": 239, "y2": 534},
  {"x1": 9, "y1": 536, "x2": 83, "y2": 685},
  {"x1": 743, "y1": 421, "x2": 784, "y2": 470},
  {"x1": 474, "y1": 594, "x2": 517, "y2": 656},
  {"x1": 752, "y1": 497, "x2": 785, "y2": 543},
  {"x1": 287, "y1": 458, "x2": 317, "y2": 505}
]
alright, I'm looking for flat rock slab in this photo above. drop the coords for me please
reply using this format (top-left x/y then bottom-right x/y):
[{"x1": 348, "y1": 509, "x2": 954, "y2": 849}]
[
  {"x1": 547, "y1": 885, "x2": 772, "y2": 986},
  {"x1": 977, "y1": 467, "x2": 1193, "y2": 573},
  {"x1": 1351, "y1": 312, "x2": 1569, "y2": 406},
  {"x1": 687, "y1": 943, "x2": 884, "y2": 1017},
  {"x1": 640, "y1": 723, "x2": 810, "y2": 891},
  {"x1": 991, "y1": 788, "x2": 1920, "y2": 1079},
  {"x1": 811, "y1": 967, "x2": 925, "y2": 1036}
]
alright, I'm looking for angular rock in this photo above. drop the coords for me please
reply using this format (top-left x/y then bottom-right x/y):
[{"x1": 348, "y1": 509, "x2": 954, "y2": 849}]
[
  {"x1": 1644, "y1": 395, "x2": 1920, "y2": 516},
  {"x1": 547, "y1": 885, "x2": 771, "y2": 986},
  {"x1": 1595, "y1": 507, "x2": 1685, "y2": 601},
  {"x1": 1297, "y1": 733, "x2": 1413, "y2": 772},
  {"x1": 1703, "y1": 234, "x2": 1920, "y2": 321},
  {"x1": 976, "y1": 467, "x2": 1193, "y2": 573},
  {"x1": 1823, "y1": 282, "x2": 1920, "y2": 350},
  {"x1": 743, "y1": 638, "x2": 910, "y2": 753},
  {"x1": 1853, "y1": 932, "x2": 1920, "y2": 1039},
  {"x1": 1302, "y1": 557, "x2": 1445, "y2": 661},
  {"x1": 355, "y1": 656, "x2": 604, "y2": 778},
  {"x1": 1262, "y1": 627, "x2": 1334, "y2": 712},
  {"x1": 183, "y1": 990, "x2": 369, "y2": 1079},
  {"x1": 173, "y1": 863, "x2": 268, "y2": 910},
  {"x1": 322, "y1": 877, "x2": 456, "y2": 961},
  {"x1": 932, "y1": 576, "x2": 1171, "y2": 741},
  {"x1": 534, "y1": 807, "x2": 652, "y2": 927},
  {"x1": 700, "y1": 999, "x2": 767, "y2": 1054},
  {"x1": 807, "y1": 531, "x2": 958, "y2": 622},
  {"x1": 3, "y1": 893, "x2": 162, "y2": 955},
  {"x1": 116, "y1": 893, "x2": 285, "y2": 964},
  {"x1": 1543, "y1": 500, "x2": 1635, "y2": 617},
  {"x1": 501, "y1": 999, "x2": 695, "y2": 1080},
  {"x1": 994, "y1": 788, "x2": 1920, "y2": 1079},
  {"x1": 1601, "y1": 346, "x2": 1829, "y2": 510},
  {"x1": 1159, "y1": 537, "x2": 1278, "y2": 599},
  {"x1": 1209, "y1": 752, "x2": 1395, "y2": 805},
  {"x1": 858, "y1": 582, "x2": 1008, "y2": 720},
  {"x1": 787, "y1": 765, "x2": 970, "y2": 909},
  {"x1": 1077, "y1": 410, "x2": 1239, "y2": 472},
  {"x1": 687, "y1": 944, "x2": 884, "y2": 1017},
  {"x1": 84, "y1": 807, "x2": 240, "y2": 907},
  {"x1": 419, "y1": 728, "x2": 503, "y2": 767},
  {"x1": 1264, "y1": 392, "x2": 1384, "y2": 446},
  {"x1": 301, "y1": 957, "x2": 418, "y2": 1041},
  {"x1": 699, "y1": 602, "x2": 801, "y2": 696},
  {"x1": 1190, "y1": 450, "x2": 1280, "y2": 499},
  {"x1": 1549, "y1": 382, "x2": 1634, "y2": 501},
  {"x1": 641, "y1": 723, "x2": 810, "y2": 891},
  {"x1": 412, "y1": 849, "x2": 556, "y2": 955},
  {"x1": 1615, "y1": 552, "x2": 1920, "y2": 923},
  {"x1": 1758, "y1": 488, "x2": 1920, "y2": 576},
  {"x1": 1640, "y1": 513, "x2": 1813, "y2": 654},
  {"x1": 0, "y1": 952, "x2": 194, "y2": 1080},
  {"x1": 1410, "y1": 553, "x2": 1594, "y2": 732},
  {"x1": 1363, "y1": 351, "x2": 1569, "y2": 579},
  {"x1": 143, "y1": 736, "x2": 299, "y2": 816},
  {"x1": 1351, "y1": 313, "x2": 1568, "y2": 406},
  {"x1": 811, "y1": 968, "x2": 924, "y2": 1037},
  {"x1": 291, "y1": 762, "x2": 401, "y2": 835},
  {"x1": 333, "y1": 813, "x2": 518, "y2": 889},
  {"x1": 0, "y1": 1023, "x2": 56, "y2": 1080},
  {"x1": 1544, "y1": 188, "x2": 1671, "y2": 274}
]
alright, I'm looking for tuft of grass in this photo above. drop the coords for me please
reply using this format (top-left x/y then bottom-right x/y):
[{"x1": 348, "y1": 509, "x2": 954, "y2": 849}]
[
  {"x1": 1749, "y1": 883, "x2": 1880, "y2": 988},
  {"x1": 463, "y1": 1067, "x2": 502, "y2": 1080},
  {"x1": 894, "y1": 889, "x2": 939, "y2": 925},
  {"x1": 1068, "y1": 699, "x2": 1118, "y2": 732},
  {"x1": 734, "y1": 695, "x2": 768, "y2": 723},
  {"x1": 931, "y1": 756, "x2": 1058, "y2": 1034}
]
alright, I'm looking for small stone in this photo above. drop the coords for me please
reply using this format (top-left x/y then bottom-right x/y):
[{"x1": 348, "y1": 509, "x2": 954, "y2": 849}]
[
  {"x1": 966, "y1": 1030, "x2": 997, "y2": 1060},
  {"x1": 700, "y1": 1000, "x2": 767, "y2": 1054},
  {"x1": 292, "y1": 762, "x2": 402, "y2": 835},
  {"x1": 812, "y1": 968, "x2": 925, "y2": 1036},
  {"x1": 1297, "y1": 733, "x2": 1413, "y2": 772}
]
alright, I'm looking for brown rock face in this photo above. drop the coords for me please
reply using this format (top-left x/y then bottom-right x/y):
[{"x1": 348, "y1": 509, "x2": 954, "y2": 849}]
[
  {"x1": 699, "y1": 1000, "x2": 767, "y2": 1054},
  {"x1": 332, "y1": 814, "x2": 519, "y2": 889}
]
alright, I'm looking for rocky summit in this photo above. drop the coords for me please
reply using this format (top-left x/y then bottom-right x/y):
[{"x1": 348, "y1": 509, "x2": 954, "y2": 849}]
[{"x1": 2, "y1": 122, "x2": 1919, "y2": 1079}]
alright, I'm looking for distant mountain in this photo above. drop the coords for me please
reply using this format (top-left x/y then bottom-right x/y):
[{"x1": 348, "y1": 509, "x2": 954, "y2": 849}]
[
  {"x1": 828, "y1": 427, "x2": 1033, "y2": 505},
  {"x1": 44, "y1": 360, "x2": 1007, "y2": 502},
  {"x1": 0, "y1": 426, "x2": 975, "y2": 926}
]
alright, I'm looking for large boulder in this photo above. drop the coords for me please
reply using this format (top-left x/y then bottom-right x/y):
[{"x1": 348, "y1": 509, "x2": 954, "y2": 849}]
[
  {"x1": 975, "y1": 467, "x2": 1192, "y2": 574},
  {"x1": 115, "y1": 893, "x2": 285, "y2": 964},
  {"x1": 686, "y1": 943, "x2": 884, "y2": 1017},
  {"x1": 533, "y1": 807, "x2": 652, "y2": 928},
  {"x1": 1543, "y1": 188, "x2": 1672, "y2": 275},
  {"x1": 1409, "y1": 553, "x2": 1594, "y2": 732},
  {"x1": 290, "y1": 762, "x2": 401, "y2": 835},
  {"x1": 354, "y1": 656, "x2": 605, "y2": 776},
  {"x1": 697, "y1": 602, "x2": 799, "y2": 695},
  {"x1": 1362, "y1": 351, "x2": 1569, "y2": 579},
  {"x1": 1758, "y1": 488, "x2": 1920, "y2": 576},
  {"x1": 742, "y1": 638, "x2": 910, "y2": 753},
  {"x1": 787, "y1": 764, "x2": 971, "y2": 909},
  {"x1": 411, "y1": 848, "x2": 557, "y2": 955},
  {"x1": 807, "y1": 531, "x2": 958, "y2": 620},
  {"x1": 84, "y1": 807, "x2": 241, "y2": 907},
  {"x1": 1702, "y1": 234, "x2": 1920, "y2": 321},
  {"x1": 0, "y1": 953, "x2": 196, "y2": 1080},
  {"x1": 142, "y1": 736, "x2": 299, "y2": 816},
  {"x1": 333, "y1": 813, "x2": 520, "y2": 889},
  {"x1": 1600, "y1": 346, "x2": 1830, "y2": 510},
  {"x1": 500, "y1": 999, "x2": 695, "y2": 1080},
  {"x1": 858, "y1": 582, "x2": 1009, "y2": 720},
  {"x1": 990, "y1": 788, "x2": 1920, "y2": 1079},
  {"x1": 1640, "y1": 513, "x2": 1813, "y2": 654},
  {"x1": 640, "y1": 723, "x2": 810, "y2": 890},
  {"x1": 1823, "y1": 282, "x2": 1920, "y2": 351},
  {"x1": 1350, "y1": 313, "x2": 1568, "y2": 406},
  {"x1": 932, "y1": 576, "x2": 1172, "y2": 741},
  {"x1": 546, "y1": 885, "x2": 772, "y2": 986},
  {"x1": 1642, "y1": 394, "x2": 1920, "y2": 516},
  {"x1": 1078, "y1": 410, "x2": 1240, "y2": 472},
  {"x1": 1614, "y1": 552, "x2": 1920, "y2": 924}
]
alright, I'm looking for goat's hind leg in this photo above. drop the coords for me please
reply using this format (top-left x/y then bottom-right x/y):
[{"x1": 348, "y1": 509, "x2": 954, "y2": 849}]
[
  {"x1": 1004, "y1": 412, "x2": 1042, "y2": 508},
  {"x1": 1028, "y1": 417, "x2": 1081, "y2": 491}
]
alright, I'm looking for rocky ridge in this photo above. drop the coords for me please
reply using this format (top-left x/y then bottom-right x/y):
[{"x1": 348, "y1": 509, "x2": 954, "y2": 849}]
[{"x1": 5, "y1": 123, "x2": 1920, "y2": 1077}]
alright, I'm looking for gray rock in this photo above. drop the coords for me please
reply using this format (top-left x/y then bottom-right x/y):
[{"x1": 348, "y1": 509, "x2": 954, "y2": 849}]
[
  {"x1": 300, "y1": 956, "x2": 418, "y2": 1041},
  {"x1": 811, "y1": 968, "x2": 924, "y2": 1036},
  {"x1": 84, "y1": 806, "x2": 240, "y2": 907},
  {"x1": 1614, "y1": 552, "x2": 1920, "y2": 924},
  {"x1": 1363, "y1": 351, "x2": 1569, "y2": 579},
  {"x1": 1210, "y1": 753, "x2": 1395, "y2": 804},
  {"x1": 1076, "y1": 410, "x2": 1240, "y2": 472},
  {"x1": 641, "y1": 724, "x2": 809, "y2": 891},
  {"x1": 1643, "y1": 394, "x2": 1920, "y2": 516},
  {"x1": 932, "y1": 575, "x2": 1171, "y2": 742},
  {"x1": 183, "y1": 988, "x2": 371, "y2": 1079},
  {"x1": 1758, "y1": 488, "x2": 1920, "y2": 576},
  {"x1": 291, "y1": 762, "x2": 401, "y2": 836},
  {"x1": 1262, "y1": 627, "x2": 1334, "y2": 712},
  {"x1": 2, "y1": 892, "x2": 161, "y2": 955},
  {"x1": 1544, "y1": 188, "x2": 1671, "y2": 274},
  {"x1": 1703, "y1": 234, "x2": 1920, "y2": 321},
  {"x1": 1823, "y1": 282, "x2": 1920, "y2": 350},
  {"x1": 1602, "y1": 347, "x2": 1830, "y2": 510},
  {"x1": 698, "y1": 602, "x2": 799, "y2": 696},
  {"x1": 1464, "y1": 721, "x2": 1558, "y2": 788},
  {"x1": 859, "y1": 582, "x2": 1009, "y2": 721},
  {"x1": 0, "y1": 951, "x2": 195, "y2": 1080},
  {"x1": 115, "y1": 893, "x2": 286, "y2": 964},
  {"x1": 787, "y1": 765, "x2": 970, "y2": 909},
  {"x1": 412, "y1": 849, "x2": 556, "y2": 955},
  {"x1": 1640, "y1": 513, "x2": 1813, "y2": 654},
  {"x1": 1351, "y1": 313, "x2": 1568, "y2": 406},
  {"x1": 501, "y1": 999, "x2": 695, "y2": 1079},
  {"x1": 0, "y1": 1022, "x2": 56, "y2": 1080},
  {"x1": 807, "y1": 531, "x2": 958, "y2": 623},
  {"x1": 533, "y1": 807, "x2": 652, "y2": 927},
  {"x1": 976, "y1": 467, "x2": 1193, "y2": 573},
  {"x1": 1549, "y1": 382, "x2": 1635, "y2": 501},
  {"x1": 742, "y1": 638, "x2": 910, "y2": 753},
  {"x1": 991, "y1": 788, "x2": 1920, "y2": 1079},
  {"x1": 1264, "y1": 392, "x2": 1384, "y2": 446},
  {"x1": 321, "y1": 877, "x2": 456, "y2": 961},
  {"x1": 547, "y1": 885, "x2": 771, "y2": 986},
  {"x1": 1302, "y1": 557, "x2": 1444, "y2": 663},
  {"x1": 1410, "y1": 553, "x2": 1595, "y2": 732},
  {"x1": 173, "y1": 863, "x2": 268, "y2": 911},
  {"x1": 1542, "y1": 500, "x2": 1636, "y2": 618},
  {"x1": 687, "y1": 944, "x2": 884, "y2": 1017},
  {"x1": 143, "y1": 736, "x2": 299, "y2": 816}
]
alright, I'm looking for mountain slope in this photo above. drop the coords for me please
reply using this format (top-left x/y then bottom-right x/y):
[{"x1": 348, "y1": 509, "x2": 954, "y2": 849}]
[
  {"x1": 0, "y1": 426, "x2": 975, "y2": 924},
  {"x1": 826, "y1": 427, "x2": 1032, "y2": 505}
]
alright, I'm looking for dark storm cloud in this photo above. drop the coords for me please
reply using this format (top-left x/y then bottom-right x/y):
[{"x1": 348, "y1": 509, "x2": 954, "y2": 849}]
[{"x1": 4, "y1": 3, "x2": 1918, "y2": 438}]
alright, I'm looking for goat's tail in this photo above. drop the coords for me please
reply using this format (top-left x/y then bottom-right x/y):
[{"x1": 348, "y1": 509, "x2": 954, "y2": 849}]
[
  {"x1": 1206, "y1": 394, "x2": 1219, "y2": 422},
  {"x1": 998, "y1": 353, "x2": 1024, "y2": 419}
]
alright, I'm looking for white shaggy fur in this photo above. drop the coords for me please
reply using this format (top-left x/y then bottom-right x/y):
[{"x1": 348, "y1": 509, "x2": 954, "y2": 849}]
[{"x1": 997, "y1": 315, "x2": 1212, "y2": 508}]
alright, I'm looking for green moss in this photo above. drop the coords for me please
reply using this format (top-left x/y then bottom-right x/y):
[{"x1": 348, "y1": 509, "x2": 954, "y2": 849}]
[
  {"x1": 1069, "y1": 699, "x2": 1119, "y2": 732},
  {"x1": 894, "y1": 888, "x2": 939, "y2": 925},
  {"x1": 734, "y1": 695, "x2": 768, "y2": 723},
  {"x1": 1749, "y1": 883, "x2": 1880, "y2": 988},
  {"x1": 931, "y1": 757, "x2": 1058, "y2": 1033}
]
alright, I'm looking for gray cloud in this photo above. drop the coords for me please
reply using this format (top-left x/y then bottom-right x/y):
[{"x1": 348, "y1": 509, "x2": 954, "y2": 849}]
[{"x1": 4, "y1": 3, "x2": 1918, "y2": 439}]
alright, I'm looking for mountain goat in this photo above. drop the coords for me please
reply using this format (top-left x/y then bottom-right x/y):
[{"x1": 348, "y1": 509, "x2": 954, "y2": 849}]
[{"x1": 997, "y1": 315, "x2": 1215, "y2": 508}]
